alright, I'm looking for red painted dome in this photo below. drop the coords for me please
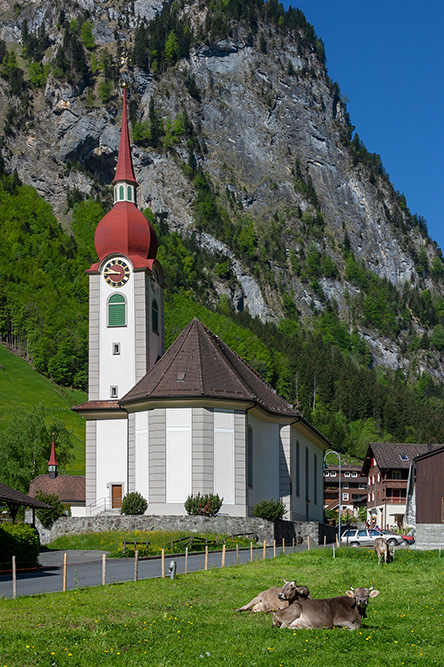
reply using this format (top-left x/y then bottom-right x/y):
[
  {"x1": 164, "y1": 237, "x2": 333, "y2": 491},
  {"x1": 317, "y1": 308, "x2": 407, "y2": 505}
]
[{"x1": 94, "y1": 201, "x2": 158, "y2": 263}]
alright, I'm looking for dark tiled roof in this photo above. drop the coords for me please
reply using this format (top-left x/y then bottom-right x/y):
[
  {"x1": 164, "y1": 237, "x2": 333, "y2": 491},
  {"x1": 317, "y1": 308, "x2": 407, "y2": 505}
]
[
  {"x1": 72, "y1": 400, "x2": 122, "y2": 413},
  {"x1": 414, "y1": 445, "x2": 444, "y2": 463},
  {"x1": 365, "y1": 442, "x2": 443, "y2": 472},
  {"x1": 121, "y1": 318, "x2": 298, "y2": 418},
  {"x1": 29, "y1": 475, "x2": 85, "y2": 504},
  {"x1": 0, "y1": 483, "x2": 51, "y2": 509}
]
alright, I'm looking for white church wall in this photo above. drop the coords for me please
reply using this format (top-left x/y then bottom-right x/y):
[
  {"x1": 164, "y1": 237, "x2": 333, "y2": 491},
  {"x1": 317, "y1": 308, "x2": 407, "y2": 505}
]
[
  {"x1": 214, "y1": 409, "x2": 235, "y2": 505},
  {"x1": 134, "y1": 411, "x2": 149, "y2": 501},
  {"x1": 247, "y1": 414, "x2": 280, "y2": 511},
  {"x1": 96, "y1": 419, "x2": 128, "y2": 506},
  {"x1": 166, "y1": 408, "x2": 192, "y2": 503},
  {"x1": 290, "y1": 426, "x2": 324, "y2": 522},
  {"x1": 99, "y1": 259, "x2": 136, "y2": 400}
]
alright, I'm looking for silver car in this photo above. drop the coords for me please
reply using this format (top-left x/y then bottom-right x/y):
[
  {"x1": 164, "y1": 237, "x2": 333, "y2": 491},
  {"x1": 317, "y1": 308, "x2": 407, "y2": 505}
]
[{"x1": 340, "y1": 529, "x2": 383, "y2": 547}]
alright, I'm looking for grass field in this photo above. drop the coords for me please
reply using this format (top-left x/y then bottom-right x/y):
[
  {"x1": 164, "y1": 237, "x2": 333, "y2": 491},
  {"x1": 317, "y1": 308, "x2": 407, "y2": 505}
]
[
  {"x1": 0, "y1": 344, "x2": 87, "y2": 474},
  {"x1": 0, "y1": 547, "x2": 442, "y2": 666}
]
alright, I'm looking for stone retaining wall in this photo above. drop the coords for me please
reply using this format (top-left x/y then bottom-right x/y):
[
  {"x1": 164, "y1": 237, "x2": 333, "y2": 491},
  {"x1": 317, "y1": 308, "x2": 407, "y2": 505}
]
[{"x1": 35, "y1": 514, "x2": 337, "y2": 547}]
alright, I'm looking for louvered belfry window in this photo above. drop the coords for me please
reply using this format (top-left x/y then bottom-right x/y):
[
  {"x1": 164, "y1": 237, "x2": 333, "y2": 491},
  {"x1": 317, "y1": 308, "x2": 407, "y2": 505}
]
[{"x1": 108, "y1": 294, "x2": 126, "y2": 327}]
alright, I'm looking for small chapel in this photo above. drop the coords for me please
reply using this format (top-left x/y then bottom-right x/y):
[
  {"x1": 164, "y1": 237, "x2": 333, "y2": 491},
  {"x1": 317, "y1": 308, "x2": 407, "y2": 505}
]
[{"x1": 73, "y1": 89, "x2": 330, "y2": 521}]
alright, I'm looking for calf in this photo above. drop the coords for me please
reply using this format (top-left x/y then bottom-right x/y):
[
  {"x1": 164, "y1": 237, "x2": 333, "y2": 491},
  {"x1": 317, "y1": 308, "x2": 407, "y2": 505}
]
[
  {"x1": 374, "y1": 537, "x2": 390, "y2": 564},
  {"x1": 273, "y1": 586, "x2": 379, "y2": 630},
  {"x1": 235, "y1": 580, "x2": 312, "y2": 613}
]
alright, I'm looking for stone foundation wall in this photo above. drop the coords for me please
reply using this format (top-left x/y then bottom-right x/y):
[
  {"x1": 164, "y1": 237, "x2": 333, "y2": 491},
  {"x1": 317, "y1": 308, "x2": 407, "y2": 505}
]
[
  {"x1": 35, "y1": 514, "x2": 336, "y2": 547},
  {"x1": 415, "y1": 524, "x2": 444, "y2": 549}
]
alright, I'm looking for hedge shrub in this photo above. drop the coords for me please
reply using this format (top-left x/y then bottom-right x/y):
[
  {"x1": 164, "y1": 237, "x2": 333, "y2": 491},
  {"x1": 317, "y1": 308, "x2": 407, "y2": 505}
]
[
  {"x1": 0, "y1": 523, "x2": 39, "y2": 570},
  {"x1": 253, "y1": 498, "x2": 286, "y2": 521},
  {"x1": 121, "y1": 492, "x2": 148, "y2": 516},
  {"x1": 184, "y1": 493, "x2": 223, "y2": 517}
]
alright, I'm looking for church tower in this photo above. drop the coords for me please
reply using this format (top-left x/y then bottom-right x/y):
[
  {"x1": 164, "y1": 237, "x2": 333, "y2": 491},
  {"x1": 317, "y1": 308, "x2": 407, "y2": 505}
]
[{"x1": 87, "y1": 86, "x2": 165, "y2": 402}]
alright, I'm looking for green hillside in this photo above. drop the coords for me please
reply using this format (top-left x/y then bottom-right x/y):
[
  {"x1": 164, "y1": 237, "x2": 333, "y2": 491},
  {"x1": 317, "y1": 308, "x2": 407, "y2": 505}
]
[{"x1": 0, "y1": 343, "x2": 86, "y2": 474}]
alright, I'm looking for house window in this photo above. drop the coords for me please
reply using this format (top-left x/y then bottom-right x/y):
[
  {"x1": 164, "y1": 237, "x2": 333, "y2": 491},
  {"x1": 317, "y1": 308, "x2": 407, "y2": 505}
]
[
  {"x1": 392, "y1": 471, "x2": 401, "y2": 480},
  {"x1": 152, "y1": 300, "x2": 159, "y2": 334},
  {"x1": 330, "y1": 471, "x2": 337, "y2": 478},
  {"x1": 110, "y1": 386, "x2": 118, "y2": 398},
  {"x1": 342, "y1": 492, "x2": 349, "y2": 501},
  {"x1": 359, "y1": 484, "x2": 366, "y2": 490},
  {"x1": 313, "y1": 454, "x2": 317, "y2": 504},
  {"x1": 119, "y1": 185, "x2": 124, "y2": 200},
  {"x1": 247, "y1": 426, "x2": 253, "y2": 488},
  {"x1": 113, "y1": 343, "x2": 120, "y2": 355},
  {"x1": 295, "y1": 441, "x2": 300, "y2": 496},
  {"x1": 352, "y1": 472, "x2": 358, "y2": 477},
  {"x1": 108, "y1": 294, "x2": 126, "y2": 327},
  {"x1": 377, "y1": 473, "x2": 381, "y2": 483},
  {"x1": 323, "y1": 471, "x2": 329, "y2": 477},
  {"x1": 127, "y1": 185, "x2": 133, "y2": 201},
  {"x1": 344, "y1": 471, "x2": 350, "y2": 478},
  {"x1": 343, "y1": 483, "x2": 349, "y2": 489}
]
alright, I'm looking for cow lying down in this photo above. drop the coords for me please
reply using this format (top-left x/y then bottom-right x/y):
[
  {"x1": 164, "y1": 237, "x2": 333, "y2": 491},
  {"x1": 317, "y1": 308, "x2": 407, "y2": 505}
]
[
  {"x1": 273, "y1": 586, "x2": 379, "y2": 630},
  {"x1": 235, "y1": 580, "x2": 312, "y2": 613}
]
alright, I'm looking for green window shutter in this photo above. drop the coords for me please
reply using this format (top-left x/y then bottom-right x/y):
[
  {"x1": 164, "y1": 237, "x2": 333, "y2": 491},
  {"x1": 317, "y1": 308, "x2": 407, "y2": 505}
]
[{"x1": 109, "y1": 294, "x2": 126, "y2": 327}]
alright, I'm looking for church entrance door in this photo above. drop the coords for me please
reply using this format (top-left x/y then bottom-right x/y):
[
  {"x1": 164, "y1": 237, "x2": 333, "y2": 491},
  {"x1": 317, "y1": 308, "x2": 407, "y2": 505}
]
[{"x1": 111, "y1": 484, "x2": 123, "y2": 509}]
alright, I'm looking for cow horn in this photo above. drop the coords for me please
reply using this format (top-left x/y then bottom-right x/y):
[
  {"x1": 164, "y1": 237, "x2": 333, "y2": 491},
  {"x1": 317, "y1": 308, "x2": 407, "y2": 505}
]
[
  {"x1": 350, "y1": 585, "x2": 355, "y2": 591},
  {"x1": 369, "y1": 585, "x2": 374, "y2": 592}
]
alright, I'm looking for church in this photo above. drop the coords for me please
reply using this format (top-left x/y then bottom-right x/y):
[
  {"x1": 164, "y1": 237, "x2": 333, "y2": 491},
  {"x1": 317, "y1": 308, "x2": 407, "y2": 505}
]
[{"x1": 73, "y1": 89, "x2": 331, "y2": 521}]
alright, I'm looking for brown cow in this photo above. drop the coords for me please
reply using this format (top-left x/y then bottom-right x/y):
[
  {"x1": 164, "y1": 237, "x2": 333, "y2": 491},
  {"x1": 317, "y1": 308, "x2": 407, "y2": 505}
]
[
  {"x1": 235, "y1": 580, "x2": 312, "y2": 613},
  {"x1": 374, "y1": 537, "x2": 391, "y2": 564},
  {"x1": 272, "y1": 586, "x2": 379, "y2": 630}
]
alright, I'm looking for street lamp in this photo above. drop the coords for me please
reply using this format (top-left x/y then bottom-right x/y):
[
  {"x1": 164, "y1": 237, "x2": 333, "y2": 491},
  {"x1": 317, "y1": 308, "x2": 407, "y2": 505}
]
[{"x1": 323, "y1": 449, "x2": 342, "y2": 545}]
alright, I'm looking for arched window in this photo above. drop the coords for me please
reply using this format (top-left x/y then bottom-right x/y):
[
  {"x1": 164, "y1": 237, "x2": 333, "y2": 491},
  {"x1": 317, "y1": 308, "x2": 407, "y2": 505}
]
[
  {"x1": 127, "y1": 185, "x2": 133, "y2": 201},
  {"x1": 119, "y1": 185, "x2": 124, "y2": 201},
  {"x1": 108, "y1": 294, "x2": 126, "y2": 327},
  {"x1": 152, "y1": 299, "x2": 159, "y2": 334}
]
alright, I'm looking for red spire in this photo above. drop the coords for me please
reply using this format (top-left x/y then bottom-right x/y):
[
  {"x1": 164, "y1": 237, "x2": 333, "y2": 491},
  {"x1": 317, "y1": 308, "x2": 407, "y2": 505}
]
[
  {"x1": 112, "y1": 86, "x2": 138, "y2": 186},
  {"x1": 48, "y1": 433, "x2": 59, "y2": 467}
]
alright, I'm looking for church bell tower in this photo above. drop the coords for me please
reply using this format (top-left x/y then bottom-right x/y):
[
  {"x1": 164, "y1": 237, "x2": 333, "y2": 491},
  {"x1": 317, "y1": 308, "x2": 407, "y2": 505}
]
[{"x1": 86, "y1": 86, "x2": 165, "y2": 402}]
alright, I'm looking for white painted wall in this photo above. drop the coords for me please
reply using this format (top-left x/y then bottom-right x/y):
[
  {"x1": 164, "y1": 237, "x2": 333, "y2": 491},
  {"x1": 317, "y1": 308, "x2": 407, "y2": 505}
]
[
  {"x1": 166, "y1": 408, "x2": 191, "y2": 502},
  {"x1": 290, "y1": 426, "x2": 324, "y2": 522},
  {"x1": 247, "y1": 414, "x2": 280, "y2": 508},
  {"x1": 99, "y1": 256, "x2": 136, "y2": 400},
  {"x1": 214, "y1": 409, "x2": 234, "y2": 504},
  {"x1": 135, "y1": 411, "x2": 149, "y2": 500},
  {"x1": 96, "y1": 419, "x2": 128, "y2": 505}
]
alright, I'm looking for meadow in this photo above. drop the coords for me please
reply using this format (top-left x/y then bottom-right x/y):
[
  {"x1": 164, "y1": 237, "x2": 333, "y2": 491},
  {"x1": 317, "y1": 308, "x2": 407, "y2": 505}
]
[{"x1": 0, "y1": 547, "x2": 442, "y2": 666}]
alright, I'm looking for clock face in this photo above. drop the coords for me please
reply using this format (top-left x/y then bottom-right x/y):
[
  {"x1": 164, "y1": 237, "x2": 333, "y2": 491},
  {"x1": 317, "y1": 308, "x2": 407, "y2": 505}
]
[{"x1": 103, "y1": 259, "x2": 131, "y2": 287}]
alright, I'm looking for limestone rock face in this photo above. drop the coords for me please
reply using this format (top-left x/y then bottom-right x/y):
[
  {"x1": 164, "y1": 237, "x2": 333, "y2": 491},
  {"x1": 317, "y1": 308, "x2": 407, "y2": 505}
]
[{"x1": 0, "y1": 0, "x2": 442, "y2": 373}]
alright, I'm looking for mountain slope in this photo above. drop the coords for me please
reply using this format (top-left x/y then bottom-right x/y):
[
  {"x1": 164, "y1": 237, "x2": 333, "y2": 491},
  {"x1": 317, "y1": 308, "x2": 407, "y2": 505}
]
[{"x1": 1, "y1": 0, "x2": 444, "y2": 459}]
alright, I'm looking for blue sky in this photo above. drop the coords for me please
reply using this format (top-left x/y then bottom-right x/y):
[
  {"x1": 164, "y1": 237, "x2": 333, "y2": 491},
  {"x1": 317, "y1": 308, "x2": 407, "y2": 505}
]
[{"x1": 281, "y1": 2, "x2": 444, "y2": 252}]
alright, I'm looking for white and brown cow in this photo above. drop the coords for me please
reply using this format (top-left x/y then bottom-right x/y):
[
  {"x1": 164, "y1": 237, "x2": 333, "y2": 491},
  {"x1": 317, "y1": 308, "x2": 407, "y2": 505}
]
[
  {"x1": 235, "y1": 580, "x2": 312, "y2": 613},
  {"x1": 273, "y1": 585, "x2": 379, "y2": 630},
  {"x1": 374, "y1": 537, "x2": 391, "y2": 564}
]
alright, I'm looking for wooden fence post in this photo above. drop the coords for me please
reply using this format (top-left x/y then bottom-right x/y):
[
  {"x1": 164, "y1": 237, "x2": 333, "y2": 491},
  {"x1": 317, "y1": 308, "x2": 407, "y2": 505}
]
[
  {"x1": 63, "y1": 553, "x2": 67, "y2": 592},
  {"x1": 185, "y1": 547, "x2": 188, "y2": 574},
  {"x1": 102, "y1": 554, "x2": 106, "y2": 585},
  {"x1": 307, "y1": 536, "x2": 310, "y2": 551},
  {"x1": 12, "y1": 556, "x2": 16, "y2": 600},
  {"x1": 263, "y1": 541, "x2": 266, "y2": 560},
  {"x1": 250, "y1": 542, "x2": 253, "y2": 562},
  {"x1": 205, "y1": 546, "x2": 209, "y2": 571},
  {"x1": 161, "y1": 549, "x2": 165, "y2": 578},
  {"x1": 134, "y1": 550, "x2": 139, "y2": 582},
  {"x1": 273, "y1": 540, "x2": 276, "y2": 558},
  {"x1": 282, "y1": 538, "x2": 285, "y2": 555},
  {"x1": 292, "y1": 538, "x2": 295, "y2": 552},
  {"x1": 236, "y1": 543, "x2": 239, "y2": 565},
  {"x1": 222, "y1": 544, "x2": 226, "y2": 568}
]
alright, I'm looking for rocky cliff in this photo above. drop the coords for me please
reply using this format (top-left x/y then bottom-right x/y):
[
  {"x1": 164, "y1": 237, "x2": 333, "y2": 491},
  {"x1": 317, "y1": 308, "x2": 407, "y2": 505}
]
[{"x1": 1, "y1": 0, "x2": 443, "y2": 378}]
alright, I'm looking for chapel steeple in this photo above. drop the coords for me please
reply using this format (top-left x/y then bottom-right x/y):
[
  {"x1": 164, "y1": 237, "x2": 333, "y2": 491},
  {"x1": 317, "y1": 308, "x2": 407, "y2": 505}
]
[
  {"x1": 48, "y1": 433, "x2": 59, "y2": 479},
  {"x1": 91, "y1": 86, "x2": 158, "y2": 270}
]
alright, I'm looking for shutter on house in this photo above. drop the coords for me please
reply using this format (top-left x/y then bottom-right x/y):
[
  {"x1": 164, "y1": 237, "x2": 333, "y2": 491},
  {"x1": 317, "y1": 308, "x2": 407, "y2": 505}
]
[{"x1": 109, "y1": 294, "x2": 126, "y2": 327}]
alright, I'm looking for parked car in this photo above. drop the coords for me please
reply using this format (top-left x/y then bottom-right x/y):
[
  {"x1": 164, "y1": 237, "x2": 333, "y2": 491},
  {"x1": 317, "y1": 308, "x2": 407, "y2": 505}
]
[
  {"x1": 374, "y1": 529, "x2": 405, "y2": 546},
  {"x1": 340, "y1": 529, "x2": 384, "y2": 547},
  {"x1": 340, "y1": 528, "x2": 404, "y2": 547},
  {"x1": 401, "y1": 528, "x2": 416, "y2": 545}
]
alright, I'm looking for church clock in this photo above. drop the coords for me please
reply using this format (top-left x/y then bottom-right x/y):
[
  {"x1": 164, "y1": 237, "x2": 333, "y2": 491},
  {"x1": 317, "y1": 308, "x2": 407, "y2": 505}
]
[{"x1": 103, "y1": 259, "x2": 131, "y2": 287}]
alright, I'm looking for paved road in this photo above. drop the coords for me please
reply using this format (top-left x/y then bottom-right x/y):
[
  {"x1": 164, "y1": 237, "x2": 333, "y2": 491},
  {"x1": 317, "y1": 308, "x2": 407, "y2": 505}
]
[{"x1": 0, "y1": 545, "x2": 311, "y2": 599}]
